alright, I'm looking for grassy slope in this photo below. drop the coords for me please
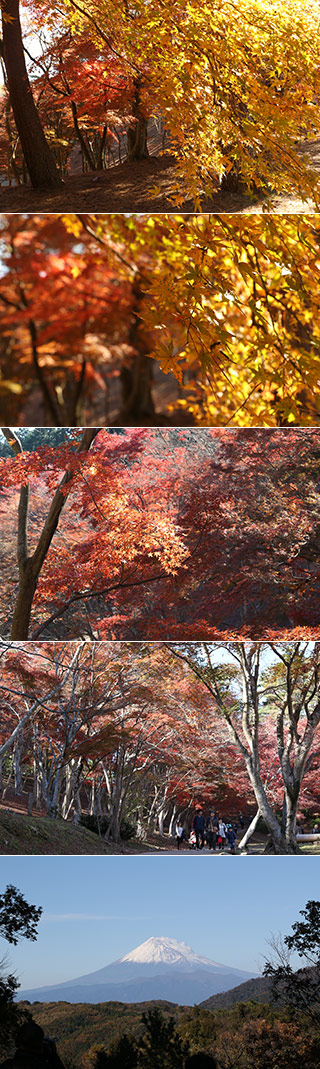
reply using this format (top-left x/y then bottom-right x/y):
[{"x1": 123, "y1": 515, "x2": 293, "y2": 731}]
[{"x1": 0, "y1": 811, "x2": 150, "y2": 855}]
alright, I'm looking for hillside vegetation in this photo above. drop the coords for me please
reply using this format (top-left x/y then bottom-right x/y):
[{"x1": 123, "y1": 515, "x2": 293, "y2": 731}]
[
  {"x1": 0, "y1": 811, "x2": 149, "y2": 855},
  {"x1": 200, "y1": 975, "x2": 273, "y2": 1010},
  {"x1": 18, "y1": 1000, "x2": 184, "y2": 1063},
  {"x1": 17, "y1": 997, "x2": 317, "y2": 1068}
]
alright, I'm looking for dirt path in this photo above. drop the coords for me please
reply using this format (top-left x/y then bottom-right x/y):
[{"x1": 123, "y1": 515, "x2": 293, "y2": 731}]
[{"x1": 1, "y1": 141, "x2": 318, "y2": 213}]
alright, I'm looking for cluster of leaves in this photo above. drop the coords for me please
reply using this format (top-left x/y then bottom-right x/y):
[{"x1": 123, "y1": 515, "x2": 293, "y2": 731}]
[
  {"x1": 2, "y1": 214, "x2": 320, "y2": 428},
  {"x1": 0, "y1": 13, "x2": 136, "y2": 183}
]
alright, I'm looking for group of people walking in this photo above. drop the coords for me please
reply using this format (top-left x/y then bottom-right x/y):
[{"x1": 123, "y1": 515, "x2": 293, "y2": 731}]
[{"x1": 176, "y1": 809, "x2": 245, "y2": 854}]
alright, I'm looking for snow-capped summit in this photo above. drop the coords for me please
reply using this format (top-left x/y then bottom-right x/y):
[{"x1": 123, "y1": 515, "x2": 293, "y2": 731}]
[{"x1": 118, "y1": 936, "x2": 221, "y2": 968}]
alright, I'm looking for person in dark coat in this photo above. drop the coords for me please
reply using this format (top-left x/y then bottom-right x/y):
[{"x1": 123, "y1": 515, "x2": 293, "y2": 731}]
[
  {"x1": 206, "y1": 811, "x2": 217, "y2": 850},
  {"x1": 0, "y1": 1021, "x2": 65, "y2": 1069},
  {"x1": 226, "y1": 825, "x2": 237, "y2": 854},
  {"x1": 193, "y1": 810, "x2": 205, "y2": 849}
]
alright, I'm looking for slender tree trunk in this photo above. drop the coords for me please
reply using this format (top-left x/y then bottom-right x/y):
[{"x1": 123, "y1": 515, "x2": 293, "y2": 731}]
[
  {"x1": 70, "y1": 98, "x2": 96, "y2": 171},
  {"x1": 284, "y1": 786, "x2": 300, "y2": 853},
  {"x1": 61, "y1": 763, "x2": 73, "y2": 820},
  {"x1": 47, "y1": 768, "x2": 61, "y2": 816},
  {"x1": 119, "y1": 275, "x2": 155, "y2": 420},
  {"x1": 105, "y1": 800, "x2": 121, "y2": 842},
  {"x1": 3, "y1": 427, "x2": 99, "y2": 639},
  {"x1": 127, "y1": 78, "x2": 149, "y2": 160},
  {"x1": 13, "y1": 738, "x2": 22, "y2": 792},
  {"x1": 158, "y1": 809, "x2": 165, "y2": 835},
  {"x1": 2, "y1": 0, "x2": 63, "y2": 188},
  {"x1": 238, "y1": 809, "x2": 261, "y2": 852},
  {"x1": 169, "y1": 806, "x2": 177, "y2": 837},
  {"x1": 104, "y1": 743, "x2": 125, "y2": 842}
]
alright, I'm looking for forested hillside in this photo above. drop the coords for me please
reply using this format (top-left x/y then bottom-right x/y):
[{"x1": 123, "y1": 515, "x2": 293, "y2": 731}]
[{"x1": 15, "y1": 999, "x2": 319, "y2": 1068}]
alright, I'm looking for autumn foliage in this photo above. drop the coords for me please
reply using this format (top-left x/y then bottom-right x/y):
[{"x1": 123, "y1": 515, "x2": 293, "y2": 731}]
[
  {"x1": 1, "y1": 427, "x2": 320, "y2": 642},
  {"x1": 1, "y1": 0, "x2": 320, "y2": 200},
  {"x1": 2, "y1": 214, "x2": 320, "y2": 427},
  {"x1": 0, "y1": 641, "x2": 319, "y2": 853}
]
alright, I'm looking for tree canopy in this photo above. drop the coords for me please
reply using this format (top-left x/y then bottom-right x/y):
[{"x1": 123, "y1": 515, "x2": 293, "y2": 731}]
[
  {"x1": 0, "y1": 884, "x2": 42, "y2": 1057},
  {"x1": 0, "y1": 884, "x2": 42, "y2": 945},
  {"x1": 264, "y1": 900, "x2": 320, "y2": 1022},
  {"x1": 0, "y1": 640, "x2": 319, "y2": 853},
  {"x1": 1, "y1": 214, "x2": 320, "y2": 427},
  {"x1": 1, "y1": 428, "x2": 320, "y2": 640},
  {"x1": 1, "y1": 0, "x2": 320, "y2": 201}
]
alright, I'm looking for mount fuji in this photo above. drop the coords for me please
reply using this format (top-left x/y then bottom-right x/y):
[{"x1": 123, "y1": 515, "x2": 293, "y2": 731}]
[{"x1": 19, "y1": 936, "x2": 257, "y2": 1006}]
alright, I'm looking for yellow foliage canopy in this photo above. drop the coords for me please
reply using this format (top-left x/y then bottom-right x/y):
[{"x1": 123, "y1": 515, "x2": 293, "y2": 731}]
[
  {"x1": 45, "y1": 0, "x2": 320, "y2": 201},
  {"x1": 66, "y1": 213, "x2": 320, "y2": 426}
]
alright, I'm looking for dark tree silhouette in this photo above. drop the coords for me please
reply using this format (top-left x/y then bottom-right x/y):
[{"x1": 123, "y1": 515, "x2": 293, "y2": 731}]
[
  {"x1": 0, "y1": 884, "x2": 42, "y2": 945},
  {"x1": 264, "y1": 900, "x2": 320, "y2": 1021}
]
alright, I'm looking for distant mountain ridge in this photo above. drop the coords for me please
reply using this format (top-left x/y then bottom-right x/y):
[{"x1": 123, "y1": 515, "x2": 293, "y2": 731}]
[
  {"x1": 19, "y1": 936, "x2": 257, "y2": 1007},
  {"x1": 200, "y1": 973, "x2": 274, "y2": 1009}
]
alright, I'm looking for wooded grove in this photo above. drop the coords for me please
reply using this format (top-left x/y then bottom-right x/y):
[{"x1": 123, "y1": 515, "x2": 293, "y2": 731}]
[
  {"x1": 2, "y1": 214, "x2": 320, "y2": 427},
  {"x1": 0, "y1": 641, "x2": 319, "y2": 854},
  {"x1": 1, "y1": 427, "x2": 320, "y2": 641},
  {"x1": 0, "y1": 0, "x2": 320, "y2": 207}
]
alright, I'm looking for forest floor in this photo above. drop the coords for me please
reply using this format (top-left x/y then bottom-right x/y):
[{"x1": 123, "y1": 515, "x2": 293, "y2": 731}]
[{"x1": 0, "y1": 139, "x2": 318, "y2": 213}]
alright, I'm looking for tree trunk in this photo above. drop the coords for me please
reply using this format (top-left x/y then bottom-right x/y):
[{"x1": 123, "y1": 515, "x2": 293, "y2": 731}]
[
  {"x1": 6, "y1": 427, "x2": 99, "y2": 639},
  {"x1": 238, "y1": 809, "x2": 261, "y2": 852},
  {"x1": 169, "y1": 806, "x2": 177, "y2": 837},
  {"x1": 158, "y1": 809, "x2": 166, "y2": 835},
  {"x1": 119, "y1": 274, "x2": 155, "y2": 421},
  {"x1": 11, "y1": 560, "x2": 38, "y2": 639},
  {"x1": 104, "y1": 756, "x2": 123, "y2": 842},
  {"x1": 2, "y1": 0, "x2": 63, "y2": 188},
  {"x1": 127, "y1": 116, "x2": 149, "y2": 159},
  {"x1": 127, "y1": 78, "x2": 149, "y2": 160},
  {"x1": 245, "y1": 763, "x2": 298, "y2": 854},
  {"x1": 70, "y1": 98, "x2": 96, "y2": 171},
  {"x1": 120, "y1": 354, "x2": 155, "y2": 420},
  {"x1": 284, "y1": 786, "x2": 300, "y2": 853},
  {"x1": 105, "y1": 802, "x2": 121, "y2": 842}
]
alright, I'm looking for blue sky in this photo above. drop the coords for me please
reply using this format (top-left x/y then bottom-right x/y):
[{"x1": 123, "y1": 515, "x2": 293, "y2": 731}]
[{"x1": 1, "y1": 856, "x2": 319, "y2": 990}]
